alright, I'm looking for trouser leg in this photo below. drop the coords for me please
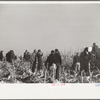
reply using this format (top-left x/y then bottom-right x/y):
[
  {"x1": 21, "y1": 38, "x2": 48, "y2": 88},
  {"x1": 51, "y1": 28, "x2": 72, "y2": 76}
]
[
  {"x1": 56, "y1": 63, "x2": 60, "y2": 80},
  {"x1": 76, "y1": 62, "x2": 80, "y2": 73},
  {"x1": 84, "y1": 66, "x2": 89, "y2": 76}
]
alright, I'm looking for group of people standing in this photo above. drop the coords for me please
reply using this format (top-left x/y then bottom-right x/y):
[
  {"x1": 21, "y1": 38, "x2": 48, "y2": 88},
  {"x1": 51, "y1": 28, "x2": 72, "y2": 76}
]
[
  {"x1": 23, "y1": 49, "x2": 43, "y2": 73},
  {"x1": 0, "y1": 50, "x2": 16, "y2": 63},
  {"x1": 23, "y1": 49, "x2": 62, "y2": 81},
  {"x1": 45, "y1": 49, "x2": 62, "y2": 80},
  {"x1": 71, "y1": 43, "x2": 100, "y2": 76},
  {"x1": 0, "y1": 43, "x2": 99, "y2": 81},
  {"x1": 71, "y1": 47, "x2": 91, "y2": 76}
]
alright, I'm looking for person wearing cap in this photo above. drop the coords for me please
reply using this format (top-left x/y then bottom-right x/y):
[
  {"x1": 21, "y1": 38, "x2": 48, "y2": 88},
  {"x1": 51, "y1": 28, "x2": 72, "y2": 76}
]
[{"x1": 54, "y1": 49, "x2": 62, "y2": 81}]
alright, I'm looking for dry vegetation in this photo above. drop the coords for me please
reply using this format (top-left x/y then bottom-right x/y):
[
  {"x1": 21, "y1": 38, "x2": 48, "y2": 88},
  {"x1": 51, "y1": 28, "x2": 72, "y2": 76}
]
[{"x1": 0, "y1": 50, "x2": 100, "y2": 83}]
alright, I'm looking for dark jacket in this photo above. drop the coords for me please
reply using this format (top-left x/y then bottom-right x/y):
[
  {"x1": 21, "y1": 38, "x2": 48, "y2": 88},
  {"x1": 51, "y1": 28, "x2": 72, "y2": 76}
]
[
  {"x1": 73, "y1": 55, "x2": 80, "y2": 63},
  {"x1": 45, "y1": 53, "x2": 56, "y2": 67},
  {"x1": 6, "y1": 50, "x2": 15, "y2": 63},
  {"x1": 6, "y1": 51, "x2": 12, "y2": 63},
  {"x1": 54, "y1": 53, "x2": 62, "y2": 65},
  {"x1": 71, "y1": 55, "x2": 80, "y2": 70},
  {"x1": 80, "y1": 51, "x2": 91, "y2": 69},
  {"x1": 23, "y1": 52, "x2": 30, "y2": 62},
  {"x1": 36, "y1": 51, "x2": 43, "y2": 68}
]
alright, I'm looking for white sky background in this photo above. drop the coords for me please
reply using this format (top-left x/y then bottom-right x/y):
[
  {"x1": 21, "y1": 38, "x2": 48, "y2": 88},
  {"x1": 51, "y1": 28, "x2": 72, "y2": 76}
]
[{"x1": 0, "y1": 4, "x2": 100, "y2": 55}]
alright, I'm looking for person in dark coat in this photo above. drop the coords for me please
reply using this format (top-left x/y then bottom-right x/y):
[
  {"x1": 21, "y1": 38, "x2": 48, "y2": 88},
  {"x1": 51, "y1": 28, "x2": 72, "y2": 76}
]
[
  {"x1": 10, "y1": 50, "x2": 15, "y2": 60},
  {"x1": 71, "y1": 53, "x2": 80, "y2": 72},
  {"x1": 6, "y1": 50, "x2": 15, "y2": 63},
  {"x1": 31, "y1": 49, "x2": 37, "y2": 73},
  {"x1": 54, "y1": 49, "x2": 62, "y2": 80},
  {"x1": 0, "y1": 51, "x2": 3, "y2": 61},
  {"x1": 36, "y1": 49, "x2": 43, "y2": 71},
  {"x1": 6, "y1": 51, "x2": 11, "y2": 63},
  {"x1": 80, "y1": 47, "x2": 91, "y2": 76},
  {"x1": 23, "y1": 50, "x2": 30, "y2": 62},
  {"x1": 45, "y1": 50, "x2": 56, "y2": 73},
  {"x1": 27, "y1": 52, "x2": 31, "y2": 62}
]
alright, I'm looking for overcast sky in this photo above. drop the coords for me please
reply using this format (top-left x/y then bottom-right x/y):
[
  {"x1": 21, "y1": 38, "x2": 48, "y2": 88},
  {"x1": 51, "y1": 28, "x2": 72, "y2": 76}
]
[{"x1": 0, "y1": 4, "x2": 100, "y2": 55}]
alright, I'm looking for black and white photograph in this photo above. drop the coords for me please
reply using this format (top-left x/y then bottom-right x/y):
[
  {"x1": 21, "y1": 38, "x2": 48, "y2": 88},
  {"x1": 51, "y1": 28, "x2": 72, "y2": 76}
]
[
  {"x1": 0, "y1": 2, "x2": 100, "y2": 84},
  {"x1": 0, "y1": 2, "x2": 100, "y2": 99}
]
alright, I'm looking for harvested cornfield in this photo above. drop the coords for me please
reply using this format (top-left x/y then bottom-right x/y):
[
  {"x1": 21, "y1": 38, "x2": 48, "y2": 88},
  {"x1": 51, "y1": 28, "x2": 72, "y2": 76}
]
[{"x1": 0, "y1": 50, "x2": 99, "y2": 83}]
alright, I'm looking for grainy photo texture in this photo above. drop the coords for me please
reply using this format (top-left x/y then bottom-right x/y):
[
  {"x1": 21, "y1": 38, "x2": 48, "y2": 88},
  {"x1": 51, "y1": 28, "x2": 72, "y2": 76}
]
[{"x1": 0, "y1": 4, "x2": 100, "y2": 83}]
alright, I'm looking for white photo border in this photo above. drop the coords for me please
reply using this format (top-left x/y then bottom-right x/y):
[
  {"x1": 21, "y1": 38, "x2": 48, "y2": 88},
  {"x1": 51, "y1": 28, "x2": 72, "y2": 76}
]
[{"x1": 0, "y1": 1, "x2": 100, "y2": 99}]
